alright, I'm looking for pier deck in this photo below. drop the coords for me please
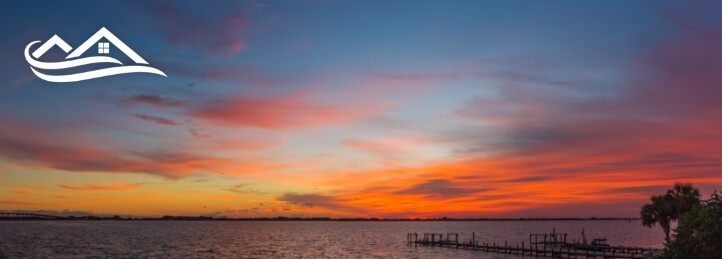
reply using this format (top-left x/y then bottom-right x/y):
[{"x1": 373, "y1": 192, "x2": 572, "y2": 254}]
[{"x1": 407, "y1": 232, "x2": 659, "y2": 259}]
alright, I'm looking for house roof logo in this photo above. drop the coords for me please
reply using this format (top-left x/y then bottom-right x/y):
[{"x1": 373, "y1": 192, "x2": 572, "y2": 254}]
[{"x1": 24, "y1": 27, "x2": 166, "y2": 83}]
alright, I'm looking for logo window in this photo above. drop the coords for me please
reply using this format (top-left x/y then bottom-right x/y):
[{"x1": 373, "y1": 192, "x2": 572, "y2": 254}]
[{"x1": 98, "y1": 42, "x2": 109, "y2": 54}]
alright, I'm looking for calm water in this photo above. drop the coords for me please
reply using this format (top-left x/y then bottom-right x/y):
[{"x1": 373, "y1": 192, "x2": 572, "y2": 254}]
[{"x1": 0, "y1": 220, "x2": 665, "y2": 258}]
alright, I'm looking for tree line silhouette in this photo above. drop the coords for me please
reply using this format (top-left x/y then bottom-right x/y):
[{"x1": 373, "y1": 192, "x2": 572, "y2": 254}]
[{"x1": 640, "y1": 183, "x2": 721, "y2": 258}]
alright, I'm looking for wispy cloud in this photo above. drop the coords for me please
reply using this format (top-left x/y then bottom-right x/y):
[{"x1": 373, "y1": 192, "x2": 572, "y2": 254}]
[
  {"x1": 0, "y1": 115, "x2": 248, "y2": 179},
  {"x1": 225, "y1": 184, "x2": 268, "y2": 195},
  {"x1": 120, "y1": 94, "x2": 187, "y2": 108},
  {"x1": 271, "y1": 28, "x2": 722, "y2": 217},
  {"x1": 131, "y1": 114, "x2": 181, "y2": 126},
  {"x1": 59, "y1": 183, "x2": 143, "y2": 191},
  {"x1": 187, "y1": 90, "x2": 375, "y2": 130},
  {"x1": 134, "y1": 0, "x2": 247, "y2": 57},
  {"x1": 276, "y1": 192, "x2": 367, "y2": 215},
  {"x1": 395, "y1": 179, "x2": 489, "y2": 199}
]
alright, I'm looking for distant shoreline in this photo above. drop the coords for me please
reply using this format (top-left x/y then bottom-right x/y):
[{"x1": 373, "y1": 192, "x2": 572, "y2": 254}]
[{"x1": 0, "y1": 214, "x2": 641, "y2": 221}]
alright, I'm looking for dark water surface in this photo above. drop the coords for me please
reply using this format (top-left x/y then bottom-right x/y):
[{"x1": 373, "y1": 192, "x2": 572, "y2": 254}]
[{"x1": 0, "y1": 220, "x2": 665, "y2": 258}]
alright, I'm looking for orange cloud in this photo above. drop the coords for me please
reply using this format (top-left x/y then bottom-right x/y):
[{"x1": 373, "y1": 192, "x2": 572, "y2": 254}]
[{"x1": 271, "y1": 139, "x2": 722, "y2": 218}]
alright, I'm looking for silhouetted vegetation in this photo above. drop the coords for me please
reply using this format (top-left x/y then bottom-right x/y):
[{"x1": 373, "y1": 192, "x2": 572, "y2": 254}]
[
  {"x1": 640, "y1": 183, "x2": 700, "y2": 239},
  {"x1": 640, "y1": 183, "x2": 722, "y2": 258},
  {"x1": 657, "y1": 191, "x2": 722, "y2": 259}
]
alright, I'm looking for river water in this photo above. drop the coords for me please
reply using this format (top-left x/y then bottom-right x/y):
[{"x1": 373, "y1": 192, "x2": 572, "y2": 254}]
[{"x1": 0, "y1": 220, "x2": 665, "y2": 258}]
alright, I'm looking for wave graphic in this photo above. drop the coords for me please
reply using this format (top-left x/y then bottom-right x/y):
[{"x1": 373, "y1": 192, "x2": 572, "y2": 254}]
[{"x1": 25, "y1": 41, "x2": 166, "y2": 82}]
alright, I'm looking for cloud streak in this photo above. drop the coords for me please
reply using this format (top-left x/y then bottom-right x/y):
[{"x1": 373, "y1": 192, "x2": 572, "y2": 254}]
[
  {"x1": 188, "y1": 90, "x2": 375, "y2": 130},
  {"x1": 135, "y1": 1, "x2": 247, "y2": 57},
  {"x1": 0, "y1": 115, "x2": 249, "y2": 179},
  {"x1": 131, "y1": 114, "x2": 181, "y2": 126},
  {"x1": 59, "y1": 183, "x2": 143, "y2": 191},
  {"x1": 395, "y1": 179, "x2": 489, "y2": 199},
  {"x1": 120, "y1": 94, "x2": 187, "y2": 108}
]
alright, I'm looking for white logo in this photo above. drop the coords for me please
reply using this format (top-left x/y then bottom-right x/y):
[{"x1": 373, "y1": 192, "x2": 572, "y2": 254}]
[{"x1": 25, "y1": 27, "x2": 166, "y2": 83}]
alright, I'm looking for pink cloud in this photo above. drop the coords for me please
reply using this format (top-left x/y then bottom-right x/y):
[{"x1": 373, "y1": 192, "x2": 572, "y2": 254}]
[
  {"x1": 0, "y1": 115, "x2": 254, "y2": 179},
  {"x1": 188, "y1": 90, "x2": 375, "y2": 130}
]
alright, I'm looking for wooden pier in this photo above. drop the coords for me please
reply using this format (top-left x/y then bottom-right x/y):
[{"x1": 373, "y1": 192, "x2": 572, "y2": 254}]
[{"x1": 406, "y1": 232, "x2": 660, "y2": 259}]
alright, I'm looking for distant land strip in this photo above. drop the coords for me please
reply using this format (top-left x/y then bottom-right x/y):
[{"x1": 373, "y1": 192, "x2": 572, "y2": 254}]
[{"x1": 0, "y1": 214, "x2": 640, "y2": 221}]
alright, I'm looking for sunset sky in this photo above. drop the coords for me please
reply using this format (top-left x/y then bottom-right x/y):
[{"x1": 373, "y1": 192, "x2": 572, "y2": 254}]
[{"x1": 1, "y1": 1, "x2": 722, "y2": 218}]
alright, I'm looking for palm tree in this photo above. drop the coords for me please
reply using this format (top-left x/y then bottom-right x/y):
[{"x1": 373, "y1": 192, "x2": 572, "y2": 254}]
[
  {"x1": 640, "y1": 183, "x2": 701, "y2": 240},
  {"x1": 641, "y1": 194, "x2": 674, "y2": 239},
  {"x1": 666, "y1": 183, "x2": 701, "y2": 223}
]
